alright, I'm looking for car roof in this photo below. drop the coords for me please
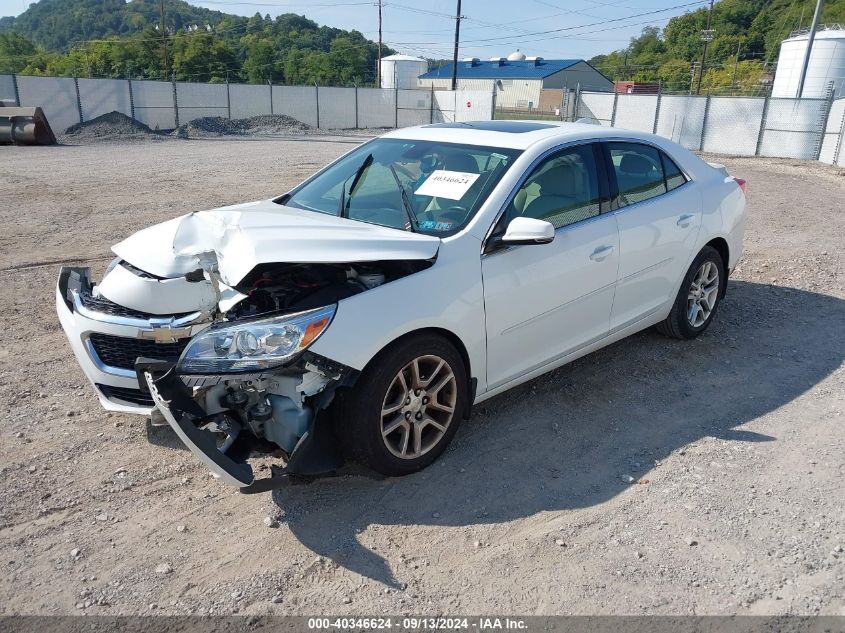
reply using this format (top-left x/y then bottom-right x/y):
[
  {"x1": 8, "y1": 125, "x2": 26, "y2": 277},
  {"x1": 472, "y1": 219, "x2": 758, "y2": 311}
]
[{"x1": 380, "y1": 120, "x2": 669, "y2": 151}]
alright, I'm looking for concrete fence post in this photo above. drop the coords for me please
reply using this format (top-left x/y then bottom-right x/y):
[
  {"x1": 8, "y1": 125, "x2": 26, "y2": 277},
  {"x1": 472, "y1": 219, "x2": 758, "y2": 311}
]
[
  {"x1": 314, "y1": 83, "x2": 320, "y2": 128},
  {"x1": 610, "y1": 91, "x2": 619, "y2": 127},
  {"x1": 225, "y1": 78, "x2": 231, "y2": 119},
  {"x1": 573, "y1": 83, "x2": 581, "y2": 122},
  {"x1": 699, "y1": 95, "x2": 712, "y2": 152},
  {"x1": 430, "y1": 85, "x2": 435, "y2": 124},
  {"x1": 652, "y1": 83, "x2": 662, "y2": 134},
  {"x1": 269, "y1": 80, "x2": 273, "y2": 115},
  {"x1": 73, "y1": 77, "x2": 84, "y2": 124},
  {"x1": 754, "y1": 95, "x2": 770, "y2": 156},
  {"x1": 172, "y1": 74, "x2": 180, "y2": 129},
  {"x1": 11, "y1": 73, "x2": 20, "y2": 106},
  {"x1": 127, "y1": 76, "x2": 135, "y2": 120}
]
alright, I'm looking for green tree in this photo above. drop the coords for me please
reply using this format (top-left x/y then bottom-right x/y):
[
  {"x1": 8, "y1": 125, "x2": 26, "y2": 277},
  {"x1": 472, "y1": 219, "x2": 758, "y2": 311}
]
[
  {"x1": 328, "y1": 36, "x2": 366, "y2": 84},
  {"x1": 170, "y1": 31, "x2": 236, "y2": 81},
  {"x1": 0, "y1": 32, "x2": 38, "y2": 73},
  {"x1": 242, "y1": 36, "x2": 280, "y2": 83},
  {"x1": 657, "y1": 58, "x2": 692, "y2": 93},
  {"x1": 701, "y1": 60, "x2": 767, "y2": 94}
]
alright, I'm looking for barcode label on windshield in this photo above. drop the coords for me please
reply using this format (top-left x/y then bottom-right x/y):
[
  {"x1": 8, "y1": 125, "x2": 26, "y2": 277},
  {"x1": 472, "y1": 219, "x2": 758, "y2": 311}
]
[{"x1": 414, "y1": 170, "x2": 480, "y2": 200}]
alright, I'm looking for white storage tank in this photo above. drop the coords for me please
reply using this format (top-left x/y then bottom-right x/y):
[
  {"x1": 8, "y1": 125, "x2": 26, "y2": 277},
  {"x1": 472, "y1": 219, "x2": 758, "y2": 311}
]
[
  {"x1": 772, "y1": 26, "x2": 845, "y2": 98},
  {"x1": 380, "y1": 54, "x2": 428, "y2": 89}
]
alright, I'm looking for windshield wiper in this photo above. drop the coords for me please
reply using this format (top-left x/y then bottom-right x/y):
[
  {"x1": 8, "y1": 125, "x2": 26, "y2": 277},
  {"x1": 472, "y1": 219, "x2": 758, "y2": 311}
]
[
  {"x1": 337, "y1": 153, "x2": 373, "y2": 218},
  {"x1": 387, "y1": 164, "x2": 419, "y2": 232}
]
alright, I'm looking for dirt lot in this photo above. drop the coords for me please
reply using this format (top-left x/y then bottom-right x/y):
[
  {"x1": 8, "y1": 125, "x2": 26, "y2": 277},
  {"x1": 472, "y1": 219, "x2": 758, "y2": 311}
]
[{"x1": 0, "y1": 136, "x2": 843, "y2": 617}]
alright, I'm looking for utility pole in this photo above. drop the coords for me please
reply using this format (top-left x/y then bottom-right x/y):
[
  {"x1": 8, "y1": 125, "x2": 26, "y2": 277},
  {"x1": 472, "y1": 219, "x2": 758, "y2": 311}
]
[
  {"x1": 450, "y1": 0, "x2": 463, "y2": 91},
  {"x1": 376, "y1": 0, "x2": 382, "y2": 88},
  {"x1": 159, "y1": 0, "x2": 169, "y2": 80},
  {"x1": 696, "y1": 0, "x2": 715, "y2": 95},
  {"x1": 731, "y1": 42, "x2": 742, "y2": 93},
  {"x1": 797, "y1": 0, "x2": 825, "y2": 98},
  {"x1": 689, "y1": 61, "x2": 698, "y2": 95}
]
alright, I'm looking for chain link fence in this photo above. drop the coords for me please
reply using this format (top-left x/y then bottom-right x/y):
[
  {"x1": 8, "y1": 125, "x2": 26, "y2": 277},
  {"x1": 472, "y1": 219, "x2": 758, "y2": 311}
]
[
  {"x1": 3, "y1": 72, "x2": 844, "y2": 167},
  {"x1": 576, "y1": 89, "x2": 845, "y2": 163},
  {"x1": 0, "y1": 73, "x2": 494, "y2": 133}
]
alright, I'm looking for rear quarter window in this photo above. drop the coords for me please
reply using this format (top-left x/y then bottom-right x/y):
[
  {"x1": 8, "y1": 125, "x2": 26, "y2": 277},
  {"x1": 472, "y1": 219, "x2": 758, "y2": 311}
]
[{"x1": 661, "y1": 152, "x2": 688, "y2": 191}]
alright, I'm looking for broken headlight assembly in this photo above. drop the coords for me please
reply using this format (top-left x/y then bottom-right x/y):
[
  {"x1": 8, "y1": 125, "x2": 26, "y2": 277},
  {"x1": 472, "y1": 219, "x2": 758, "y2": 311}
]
[{"x1": 177, "y1": 305, "x2": 336, "y2": 373}]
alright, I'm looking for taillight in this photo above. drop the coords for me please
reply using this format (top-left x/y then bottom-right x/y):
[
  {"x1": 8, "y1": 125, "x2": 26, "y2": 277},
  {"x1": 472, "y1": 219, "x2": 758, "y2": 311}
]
[{"x1": 734, "y1": 177, "x2": 747, "y2": 194}]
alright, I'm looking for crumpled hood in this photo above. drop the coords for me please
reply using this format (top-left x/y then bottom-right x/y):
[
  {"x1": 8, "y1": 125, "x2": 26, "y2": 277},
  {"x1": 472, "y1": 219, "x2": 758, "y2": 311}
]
[{"x1": 112, "y1": 200, "x2": 441, "y2": 286}]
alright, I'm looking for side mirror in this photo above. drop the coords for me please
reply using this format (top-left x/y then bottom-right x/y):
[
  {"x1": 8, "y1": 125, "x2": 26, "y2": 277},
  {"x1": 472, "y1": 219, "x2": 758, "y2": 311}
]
[{"x1": 501, "y1": 216, "x2": 555, "y2": 246}]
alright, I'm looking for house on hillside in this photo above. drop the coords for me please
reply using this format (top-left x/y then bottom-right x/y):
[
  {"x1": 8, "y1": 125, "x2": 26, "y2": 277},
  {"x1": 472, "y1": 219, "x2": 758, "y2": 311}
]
[{"x1": 417, "y1": 50, "x2": 613, "y2": 109}]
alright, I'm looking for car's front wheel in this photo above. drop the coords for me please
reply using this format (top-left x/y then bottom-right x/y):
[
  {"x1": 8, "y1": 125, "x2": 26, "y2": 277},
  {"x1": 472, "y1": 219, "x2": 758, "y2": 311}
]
[
  {"x1": 336, "y1": 334, "x2": 467, "y2": 476},
  {"x1": 656, "y1": 245, "x2": 725, "y2": 340}
]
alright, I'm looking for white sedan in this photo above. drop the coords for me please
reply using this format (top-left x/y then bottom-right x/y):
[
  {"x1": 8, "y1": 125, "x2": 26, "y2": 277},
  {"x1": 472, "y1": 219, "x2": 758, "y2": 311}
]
[{"x1": 56, "y1": 120, "x2": 746, "y2": 492}]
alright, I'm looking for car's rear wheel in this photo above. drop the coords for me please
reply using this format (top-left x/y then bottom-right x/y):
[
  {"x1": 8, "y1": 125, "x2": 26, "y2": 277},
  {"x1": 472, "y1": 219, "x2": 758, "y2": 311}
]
[
  {"x1": 336, "y1": 334, "x2": 467, "y2": 476},
  {"x1": 656, "y1": 245, "x2": 725, "y2": 340}
]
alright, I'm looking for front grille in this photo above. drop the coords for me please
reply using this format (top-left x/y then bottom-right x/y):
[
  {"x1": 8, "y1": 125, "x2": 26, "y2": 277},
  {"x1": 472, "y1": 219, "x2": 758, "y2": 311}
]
[
  {"x1": 95, "y1": 383, "x2": 154, "y2": 407},
  {"x1": 89, "y1": 333, "x2": 190, "y2": 371},
  {"x1": 80, "y1": 292, "x2": 193, "y2": 320}
]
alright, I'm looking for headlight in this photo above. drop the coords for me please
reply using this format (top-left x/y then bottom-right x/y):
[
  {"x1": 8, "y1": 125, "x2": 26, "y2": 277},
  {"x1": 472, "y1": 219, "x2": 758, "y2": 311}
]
[{"x1": 177, "y1": 305, "x2": 336, "y2": 373}]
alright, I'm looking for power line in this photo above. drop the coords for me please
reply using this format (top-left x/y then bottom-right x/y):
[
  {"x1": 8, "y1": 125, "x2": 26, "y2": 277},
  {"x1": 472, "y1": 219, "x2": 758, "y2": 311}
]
[{"x1": 390, "y1": 0, "x2": 709, "y2": 46}]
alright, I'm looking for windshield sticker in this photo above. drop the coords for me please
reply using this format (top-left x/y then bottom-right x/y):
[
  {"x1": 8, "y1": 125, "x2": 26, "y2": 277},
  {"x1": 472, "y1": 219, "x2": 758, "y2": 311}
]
[
  {"x1": 414, "y1": 170, "x2": 480, "y2": 200},
  {"x1": 420, "y1": 220, "x2": 454, "y2": 232}
]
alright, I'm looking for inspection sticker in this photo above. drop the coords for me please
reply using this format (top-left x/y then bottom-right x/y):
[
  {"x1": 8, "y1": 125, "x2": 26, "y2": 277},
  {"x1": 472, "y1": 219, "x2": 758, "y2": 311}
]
[{"x1": 414, "y1": 170, "x2": 480, "y2": 200}]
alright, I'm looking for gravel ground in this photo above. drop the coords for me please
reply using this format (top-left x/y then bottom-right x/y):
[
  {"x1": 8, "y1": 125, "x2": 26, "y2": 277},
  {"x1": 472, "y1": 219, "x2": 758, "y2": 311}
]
[{"x1": 0, "y1": 137, "x2": 843, "y2": 617}]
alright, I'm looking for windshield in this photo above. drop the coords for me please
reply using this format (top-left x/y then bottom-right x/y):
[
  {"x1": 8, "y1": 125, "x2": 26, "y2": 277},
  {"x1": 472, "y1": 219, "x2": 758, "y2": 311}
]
[{"x1": 278, "y1": 138, "x2": 522, "y2": 236}]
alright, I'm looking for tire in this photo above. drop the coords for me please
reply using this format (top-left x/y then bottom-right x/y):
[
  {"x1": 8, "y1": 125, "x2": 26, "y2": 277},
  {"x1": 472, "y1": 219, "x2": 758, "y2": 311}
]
[
  {"x1": 655, "y1": 245, "x2": 725, "y2": 340},
  {"x1": 335, "y1": 333, "x2": 468, "y2": 476}
]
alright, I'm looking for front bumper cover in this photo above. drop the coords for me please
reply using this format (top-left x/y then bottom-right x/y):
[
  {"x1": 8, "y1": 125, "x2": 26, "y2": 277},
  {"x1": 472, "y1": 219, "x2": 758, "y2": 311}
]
[
  {"x1": 56, "y1": 266, "x2": 207, "y2": 414},
  {"x1": 138, "y1": 361, "x2": 343, "y2": 493}
]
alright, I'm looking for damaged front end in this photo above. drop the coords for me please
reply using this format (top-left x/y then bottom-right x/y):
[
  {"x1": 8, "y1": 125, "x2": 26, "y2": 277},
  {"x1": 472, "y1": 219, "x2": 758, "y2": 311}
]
[
  {"x1": 136, "y1": 294, "x2": 361, "y2": 493},
  {"x1": 139, "y1": 349, "x2": 357, "y2": 493},
  {"x1": 57, "y1": 202, "x2": 439, "y2": 490},
  {"x1": 59, "y1": 257, "x2": 432, "y2": 491}
]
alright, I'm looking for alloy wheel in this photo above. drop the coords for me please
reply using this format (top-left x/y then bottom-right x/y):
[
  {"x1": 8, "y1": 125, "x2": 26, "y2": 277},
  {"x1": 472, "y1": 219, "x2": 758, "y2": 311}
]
[
  {"x1": 380, "y1": 355, "x2": 457, "y2": 460},
  {"x1": 687, "y1": 260, "x2": 720, "y2": 328}
]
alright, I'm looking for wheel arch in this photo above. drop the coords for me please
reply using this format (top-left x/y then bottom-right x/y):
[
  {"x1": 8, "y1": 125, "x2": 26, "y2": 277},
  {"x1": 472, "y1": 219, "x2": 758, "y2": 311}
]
[
  {"x1": 362, "y1": 326, "x2": 476, "y2": 417},
  {"x1": 704, "y1": 236, "x2": 730, "y2": 296}
]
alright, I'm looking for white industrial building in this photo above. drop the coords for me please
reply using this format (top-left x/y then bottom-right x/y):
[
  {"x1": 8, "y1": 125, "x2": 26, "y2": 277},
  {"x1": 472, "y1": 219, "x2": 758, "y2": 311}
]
[
  {"x1": 417, "y1": 50, "x2": 613, "y2": 108},
  {"x1": 772, "y1": 25, "x2": 845, "y2": 98},
  {"x1": 379, "y1": 54, "x2": 429, "y2": 89}
]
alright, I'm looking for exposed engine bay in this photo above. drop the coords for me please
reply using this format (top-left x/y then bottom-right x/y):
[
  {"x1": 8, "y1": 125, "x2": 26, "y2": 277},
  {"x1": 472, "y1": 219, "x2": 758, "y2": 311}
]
[{"x1": 227, "y1": 260, "x2": 428, "y2": 320}]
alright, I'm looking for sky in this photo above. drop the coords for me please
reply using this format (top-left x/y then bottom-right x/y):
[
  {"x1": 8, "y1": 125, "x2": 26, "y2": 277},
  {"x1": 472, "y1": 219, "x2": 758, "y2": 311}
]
[
  {"x1": 194, "y1": 0, "x2": 711, "y2": 60},
  {"x1": 9, "y1": 0, "x2": 712, "y2": 61},
  {"x1": 244, "y1": 0, "x2": 709, "y2": 60}
]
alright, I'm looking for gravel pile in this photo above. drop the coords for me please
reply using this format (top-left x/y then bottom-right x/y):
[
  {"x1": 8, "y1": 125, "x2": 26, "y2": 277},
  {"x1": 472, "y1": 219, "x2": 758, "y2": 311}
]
[
  {"x1": 63, "y1": 111, "x2": 165, "y2": 142},
  {"x1": 173, "y1": 114, "x2": 313, "y2": 138}
]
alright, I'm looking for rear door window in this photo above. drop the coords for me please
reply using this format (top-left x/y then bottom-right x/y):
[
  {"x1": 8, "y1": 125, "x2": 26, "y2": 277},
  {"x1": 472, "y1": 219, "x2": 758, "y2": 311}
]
[
  {"x1": 506, "y1": 144, "x2": 601, "y2": 230},
  {"x1": 607, "y1": 142, "x2": 667, "y2": 206}
]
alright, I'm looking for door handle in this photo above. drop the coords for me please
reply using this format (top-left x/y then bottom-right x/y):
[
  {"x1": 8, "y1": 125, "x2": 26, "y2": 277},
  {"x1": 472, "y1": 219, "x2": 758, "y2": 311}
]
[
  {"x1": 589, "y1": 245, "x2": 614, "y2": 262},
  {"x1": 677, "y1": 213, "x2": 695, "y2": 228}
]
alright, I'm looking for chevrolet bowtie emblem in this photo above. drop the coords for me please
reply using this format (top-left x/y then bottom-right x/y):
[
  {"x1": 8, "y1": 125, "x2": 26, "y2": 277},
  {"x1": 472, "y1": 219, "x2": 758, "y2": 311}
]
[{"x1": 138, "y1": 322, "x2": 193, "y2": 344}]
